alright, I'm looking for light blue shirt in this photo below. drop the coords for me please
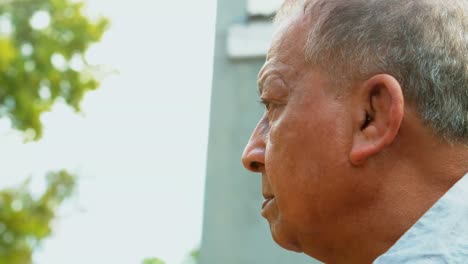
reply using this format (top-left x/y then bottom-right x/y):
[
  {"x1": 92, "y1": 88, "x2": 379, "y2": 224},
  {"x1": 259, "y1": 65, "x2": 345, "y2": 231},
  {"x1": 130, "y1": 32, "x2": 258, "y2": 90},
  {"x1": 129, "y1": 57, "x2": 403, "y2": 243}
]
[{"x1": 374, "y1": 174, "x2": 468, "y2": 263}]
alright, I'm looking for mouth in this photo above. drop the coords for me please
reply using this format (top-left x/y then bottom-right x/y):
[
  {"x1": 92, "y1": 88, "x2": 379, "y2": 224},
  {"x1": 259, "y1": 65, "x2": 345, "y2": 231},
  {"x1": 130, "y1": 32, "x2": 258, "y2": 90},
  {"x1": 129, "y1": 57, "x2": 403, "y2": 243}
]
[{"x1": 262, "y1": 195, "x2": 274, "y2": 209}]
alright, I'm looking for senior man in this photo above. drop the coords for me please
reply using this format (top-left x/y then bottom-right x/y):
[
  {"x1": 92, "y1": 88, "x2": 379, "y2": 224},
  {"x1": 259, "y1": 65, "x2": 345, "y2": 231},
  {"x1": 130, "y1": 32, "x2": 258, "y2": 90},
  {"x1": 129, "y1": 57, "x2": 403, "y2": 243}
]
[{"x1": 241, "y1": 0, "x2": 468, "y2": 263}]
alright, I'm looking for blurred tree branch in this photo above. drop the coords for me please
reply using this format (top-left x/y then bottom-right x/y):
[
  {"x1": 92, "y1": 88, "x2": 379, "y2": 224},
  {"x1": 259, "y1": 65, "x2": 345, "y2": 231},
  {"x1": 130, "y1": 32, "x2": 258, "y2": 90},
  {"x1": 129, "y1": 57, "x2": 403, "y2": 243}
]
[
  {"x1": 0, "y1": 0, "x2": 109, "y2": 263},
  {"x1": 0, "y1": 0, "x2": 109, "y2": 140},
  {"x1": 0, "y1": 171, "x2": 76, "y2": 264}
]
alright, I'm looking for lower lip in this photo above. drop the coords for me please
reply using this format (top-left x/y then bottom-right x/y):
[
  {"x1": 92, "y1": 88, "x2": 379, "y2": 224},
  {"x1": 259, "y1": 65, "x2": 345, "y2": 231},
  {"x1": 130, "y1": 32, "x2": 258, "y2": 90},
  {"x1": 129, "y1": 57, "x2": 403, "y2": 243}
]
[{"x1": 262, "y1": 198, "x2": 273, "y2": 209}]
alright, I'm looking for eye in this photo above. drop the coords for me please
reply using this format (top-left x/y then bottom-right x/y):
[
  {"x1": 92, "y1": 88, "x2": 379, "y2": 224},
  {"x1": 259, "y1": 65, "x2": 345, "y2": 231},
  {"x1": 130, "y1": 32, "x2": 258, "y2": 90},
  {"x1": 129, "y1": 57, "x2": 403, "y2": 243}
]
[{"x1": 258, "y1": 99, "x2": 272, "y2": 111}]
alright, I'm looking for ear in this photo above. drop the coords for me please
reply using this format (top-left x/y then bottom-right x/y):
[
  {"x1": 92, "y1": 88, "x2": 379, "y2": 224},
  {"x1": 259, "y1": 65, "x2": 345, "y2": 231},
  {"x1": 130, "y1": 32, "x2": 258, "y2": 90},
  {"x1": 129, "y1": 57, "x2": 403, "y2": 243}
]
[{"x1": 349, "y1": 74, "x2": 404, "y2": 166}]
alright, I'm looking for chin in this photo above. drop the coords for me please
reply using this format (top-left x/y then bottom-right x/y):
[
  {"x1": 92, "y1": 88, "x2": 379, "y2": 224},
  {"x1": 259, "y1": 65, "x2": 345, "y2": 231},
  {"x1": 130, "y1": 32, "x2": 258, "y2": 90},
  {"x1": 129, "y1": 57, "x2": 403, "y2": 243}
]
[{"x1": 269, "y1": 222, "x2": 303, "y2": 253}]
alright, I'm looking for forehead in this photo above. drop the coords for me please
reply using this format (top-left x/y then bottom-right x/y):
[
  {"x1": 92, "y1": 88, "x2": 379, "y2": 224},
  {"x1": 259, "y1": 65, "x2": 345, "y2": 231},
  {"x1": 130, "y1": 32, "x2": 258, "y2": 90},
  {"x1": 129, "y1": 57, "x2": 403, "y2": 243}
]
[{"x1": 259, "y1": 12, "x2": 310, "y2": 84}]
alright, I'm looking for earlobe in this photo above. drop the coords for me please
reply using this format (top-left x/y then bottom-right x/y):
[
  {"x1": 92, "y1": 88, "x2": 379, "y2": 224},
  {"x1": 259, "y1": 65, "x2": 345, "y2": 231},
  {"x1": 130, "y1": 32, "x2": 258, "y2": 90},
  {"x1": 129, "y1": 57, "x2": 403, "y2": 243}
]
[{"x1": 349, "y1": 75, "x2": 404, "y2": 166}]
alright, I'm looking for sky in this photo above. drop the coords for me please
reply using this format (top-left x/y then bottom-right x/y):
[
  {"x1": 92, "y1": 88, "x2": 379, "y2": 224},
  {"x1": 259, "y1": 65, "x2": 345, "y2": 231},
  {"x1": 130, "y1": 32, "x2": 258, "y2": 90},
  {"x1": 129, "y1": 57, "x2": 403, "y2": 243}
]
[{"x1": 0, "y1": 0, "x2": 217, "y2": 263}]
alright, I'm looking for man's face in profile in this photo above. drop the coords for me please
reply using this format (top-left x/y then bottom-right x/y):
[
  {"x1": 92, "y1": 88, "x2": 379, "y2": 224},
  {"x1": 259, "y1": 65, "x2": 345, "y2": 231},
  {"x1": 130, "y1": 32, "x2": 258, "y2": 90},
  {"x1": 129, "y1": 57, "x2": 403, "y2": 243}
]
[
  {"x1": 242, "y1": 0, "x2": 468, "y2": 263},
  {"x1": 242, "y1": 12, "x2": 381, "y2": 258}
]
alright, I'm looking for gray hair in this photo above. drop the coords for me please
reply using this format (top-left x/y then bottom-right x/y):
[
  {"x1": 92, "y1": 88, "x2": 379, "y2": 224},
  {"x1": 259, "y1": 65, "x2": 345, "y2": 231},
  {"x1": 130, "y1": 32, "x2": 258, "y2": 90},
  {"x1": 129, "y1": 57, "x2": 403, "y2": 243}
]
[{"x1": 276, "y1": 0, "x2": 468, "y2": 142}]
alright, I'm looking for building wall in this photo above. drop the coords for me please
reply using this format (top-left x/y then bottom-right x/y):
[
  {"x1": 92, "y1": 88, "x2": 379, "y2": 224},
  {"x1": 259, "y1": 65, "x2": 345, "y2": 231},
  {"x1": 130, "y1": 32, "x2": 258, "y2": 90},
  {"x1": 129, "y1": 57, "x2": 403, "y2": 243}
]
[{"x1": 199, "y1": 0, "x2": 320, "y2": 263}]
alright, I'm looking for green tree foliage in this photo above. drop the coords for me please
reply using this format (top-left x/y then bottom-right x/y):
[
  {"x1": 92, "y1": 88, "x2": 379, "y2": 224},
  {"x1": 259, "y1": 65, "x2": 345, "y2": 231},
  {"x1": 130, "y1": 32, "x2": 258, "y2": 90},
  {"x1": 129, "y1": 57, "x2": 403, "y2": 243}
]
[
  {"x1": 0, "y1": 0, "x2": 109, "y2": 139},
  {"x1": 142, "y1": 258, "x2": 166, "y2": 264},
  {"x1": 189, "y1": 249, "x2": 200, "y2": 263},
  {"x1": 0, "y1": 0, "x2": 108, "y2": 263},
  {"x1": 0, "y1": 171, "x2": 76, "y2": 264}
]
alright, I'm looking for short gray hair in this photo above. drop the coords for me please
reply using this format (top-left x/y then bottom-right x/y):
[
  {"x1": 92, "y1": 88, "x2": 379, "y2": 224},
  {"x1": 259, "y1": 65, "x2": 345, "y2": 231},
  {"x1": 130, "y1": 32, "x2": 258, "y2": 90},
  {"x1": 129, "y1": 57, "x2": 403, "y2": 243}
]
[{"x1": 277, "y1": 0, "x2": 468, "y2": 142}]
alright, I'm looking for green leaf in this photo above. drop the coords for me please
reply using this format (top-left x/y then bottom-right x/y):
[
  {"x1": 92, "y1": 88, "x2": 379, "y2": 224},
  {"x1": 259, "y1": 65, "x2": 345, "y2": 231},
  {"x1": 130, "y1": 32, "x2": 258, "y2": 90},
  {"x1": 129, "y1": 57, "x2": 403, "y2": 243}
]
[
  {"x1": 0, "y1": 0, "x2": 109, "y2": 139},
  {"x1": 142, "y1": 258, "x2": 166, "y2": 264}
]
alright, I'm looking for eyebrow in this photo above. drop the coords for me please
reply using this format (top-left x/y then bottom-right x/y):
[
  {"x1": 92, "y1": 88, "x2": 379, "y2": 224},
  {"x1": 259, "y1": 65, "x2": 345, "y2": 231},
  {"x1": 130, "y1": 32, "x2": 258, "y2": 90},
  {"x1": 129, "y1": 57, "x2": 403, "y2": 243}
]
[
  {"x1": 257, "y1": 65, "x2": 269, "y2": 96},
  {"x1": 257, "y1": 68, "x2": 271, "y2": 96},
  {"x1": 257, "y1": 78, "x2": 264, "y2": 97},
  {"x1": 257, "y1": 69, "x2": 288, "y2": 97}
]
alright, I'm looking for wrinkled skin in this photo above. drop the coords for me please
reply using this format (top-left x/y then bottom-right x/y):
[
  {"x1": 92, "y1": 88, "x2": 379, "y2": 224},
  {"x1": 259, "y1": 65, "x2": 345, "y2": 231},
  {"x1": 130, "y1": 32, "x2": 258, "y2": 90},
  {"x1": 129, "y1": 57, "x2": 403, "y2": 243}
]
[
  {"x1": 241, "y1": 7, "x2": 468, "y2": 264},
  {"x1": 242, "y1": 12, "x2": 380, "y2": 261}
]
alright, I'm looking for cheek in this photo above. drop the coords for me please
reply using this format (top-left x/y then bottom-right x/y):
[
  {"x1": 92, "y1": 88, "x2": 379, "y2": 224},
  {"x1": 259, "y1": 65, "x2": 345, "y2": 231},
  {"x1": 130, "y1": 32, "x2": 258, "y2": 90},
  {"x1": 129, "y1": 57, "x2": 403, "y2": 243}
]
[
  {"x1": 265, "y1": 104, "x2": 356, "y2": 227},
  {"x1": 264, "y1": 113, "x2": 324, "y2": 216}
]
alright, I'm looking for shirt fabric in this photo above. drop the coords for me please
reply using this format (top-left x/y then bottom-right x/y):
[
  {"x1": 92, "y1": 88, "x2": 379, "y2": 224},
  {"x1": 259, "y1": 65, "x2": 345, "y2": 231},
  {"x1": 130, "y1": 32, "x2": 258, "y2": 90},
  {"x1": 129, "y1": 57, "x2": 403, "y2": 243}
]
[{"x1": 374, "y1": 173, "x2": 468, "y2": 263}]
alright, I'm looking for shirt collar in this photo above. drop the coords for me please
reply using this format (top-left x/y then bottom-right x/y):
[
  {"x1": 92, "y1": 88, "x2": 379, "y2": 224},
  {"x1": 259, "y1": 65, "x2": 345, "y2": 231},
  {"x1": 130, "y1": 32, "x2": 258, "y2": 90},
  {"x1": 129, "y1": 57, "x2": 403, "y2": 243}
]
[{"x1": 374, "y1": 173, "x2": 468, "y2": 263}]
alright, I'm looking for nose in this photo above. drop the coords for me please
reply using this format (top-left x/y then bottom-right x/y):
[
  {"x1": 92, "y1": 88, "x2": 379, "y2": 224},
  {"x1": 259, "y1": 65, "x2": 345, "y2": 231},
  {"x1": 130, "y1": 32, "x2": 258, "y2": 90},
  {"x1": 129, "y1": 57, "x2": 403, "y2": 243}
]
[{"x1": 242, "y1": 119, "x2": 267, "y2": 173}]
